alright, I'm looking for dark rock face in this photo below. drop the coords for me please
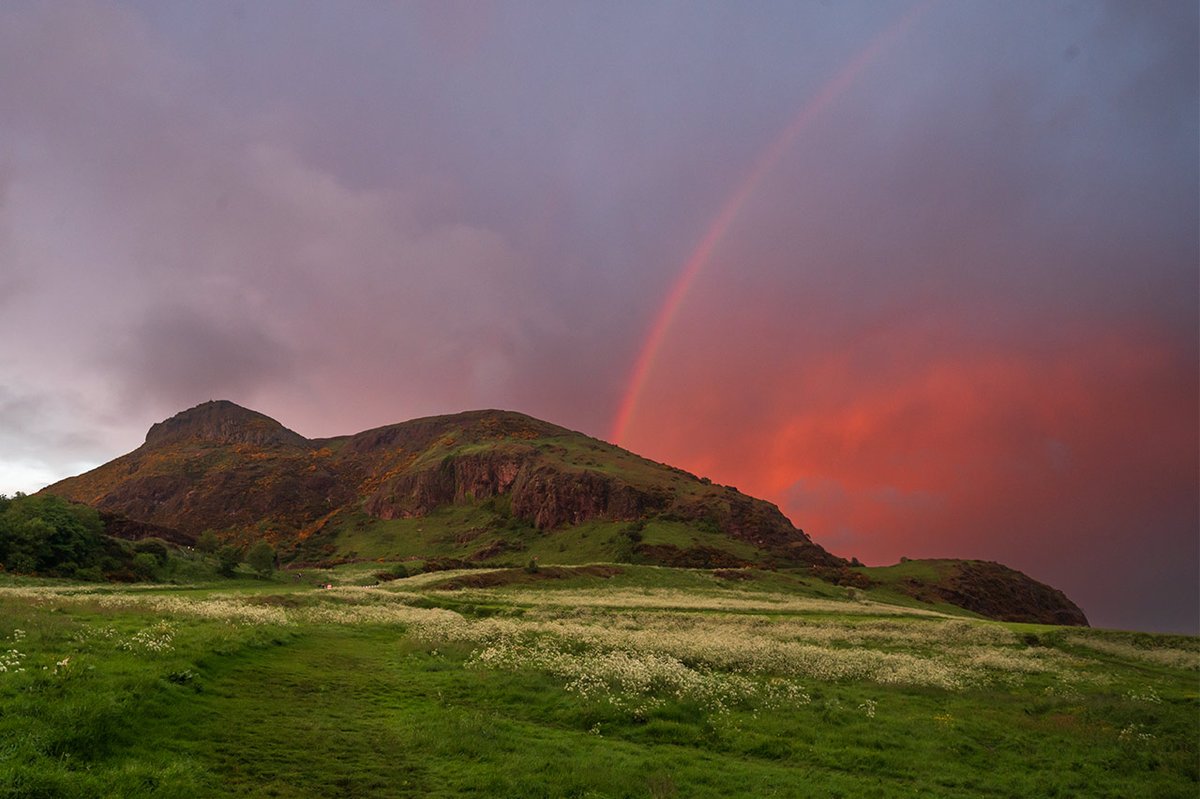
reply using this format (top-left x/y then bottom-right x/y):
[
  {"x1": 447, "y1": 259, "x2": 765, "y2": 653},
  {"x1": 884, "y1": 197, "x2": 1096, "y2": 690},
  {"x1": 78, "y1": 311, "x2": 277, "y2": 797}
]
[
  {"x1": 938, "y1": 561, "x2": 1089, "y2": 626},
  {"x1": 358, "y1": 447, "x2": 845, "y2": 566},
  {"x1": 508, "y1": 464, "x2": 666, "y2": 528},
  {"x1": 97, "y1": 511, "x2": 193, "y2": 547},
  {"x1": 364, "y1": 452, "x2": 529, "y2": 519},
  {"x1": 670, "y1": 491, "x2": 845, "y2": 567}
]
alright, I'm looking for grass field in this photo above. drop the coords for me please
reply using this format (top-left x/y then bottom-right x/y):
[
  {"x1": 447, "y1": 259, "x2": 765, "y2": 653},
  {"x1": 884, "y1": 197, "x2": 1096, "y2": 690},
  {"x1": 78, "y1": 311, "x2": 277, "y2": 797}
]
[{"x1": 0, "y1": 565, "x2": 1196, "y2": 798}]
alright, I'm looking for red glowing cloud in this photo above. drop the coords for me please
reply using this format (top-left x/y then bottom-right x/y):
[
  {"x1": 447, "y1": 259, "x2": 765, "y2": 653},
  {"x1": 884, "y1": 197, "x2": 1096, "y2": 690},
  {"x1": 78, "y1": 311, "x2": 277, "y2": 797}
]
[{"x1": 620, "y1": 311, "x2": 1198, "y2": 631}]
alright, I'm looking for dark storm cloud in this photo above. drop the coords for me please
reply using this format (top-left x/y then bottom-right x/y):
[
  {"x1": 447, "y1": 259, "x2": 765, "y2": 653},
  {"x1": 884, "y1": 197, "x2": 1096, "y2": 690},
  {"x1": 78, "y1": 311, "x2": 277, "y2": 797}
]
[
  {"x1": 710, "y1": 0, "x2": 1198, "y2": 336},
  {"x1": 110, "y1": 306, "x2": 297, "y2": 412},
  {"x1": 0, "y1": 0, "x2": 582, "y2": 436}
]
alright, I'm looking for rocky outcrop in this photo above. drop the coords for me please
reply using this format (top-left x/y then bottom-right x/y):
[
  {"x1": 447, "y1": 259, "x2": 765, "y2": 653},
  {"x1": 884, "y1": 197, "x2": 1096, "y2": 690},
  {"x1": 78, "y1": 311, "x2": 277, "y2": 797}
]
[
  {"x1": 143, "y1": 400, "x2": 309, "y2": 449},
  {"x1": 97, "y1": 511, "x2": 192, "y2": 547},
  {"x1": 669, "y1": 489, "x2": 845, "y2": 567},
  {"x1": 939, "y1": 561, "x2": 1089, "y2": 626},
  {"x1": 509, "y1": 463, "x2": 669, "y2": 528},
  {"x1": 362, "y1": 450, "x2": 670, "y2": 529},
  {"x1": 895, "y1": 560, "x2": 1089, "y2": 626},
  {"x1": 364, "y1": 451, "x2": 530, "y2": 519},
  {"x1": 48, "y1": 402, "x2": 833, "y2": 564},
  {"x1": 46, "y1": 403, "x2": 350, "y2": 537}
]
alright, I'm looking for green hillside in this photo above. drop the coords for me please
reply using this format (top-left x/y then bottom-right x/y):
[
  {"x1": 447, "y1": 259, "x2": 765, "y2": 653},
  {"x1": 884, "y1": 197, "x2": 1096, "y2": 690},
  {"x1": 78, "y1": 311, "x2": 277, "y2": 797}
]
[{"x1": 0, "y1": 566, "x2": 1194, "y2": 797}]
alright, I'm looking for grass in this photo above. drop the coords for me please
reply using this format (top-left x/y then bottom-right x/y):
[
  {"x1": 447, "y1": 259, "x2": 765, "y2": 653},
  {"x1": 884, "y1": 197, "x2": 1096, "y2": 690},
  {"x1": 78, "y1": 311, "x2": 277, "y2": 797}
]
[
  {"x1": 859, "y1": 559, "x2": 952, "y2": 584},
  {"x1": 298, "y1": 505, "x2": 779, "y2": 570},
  {"x1": 313, "y1": 505, "x2": 511, "y2": 562},
  {"x1": 0, "y1": 568, "x2": 1195, "y2": 798}
]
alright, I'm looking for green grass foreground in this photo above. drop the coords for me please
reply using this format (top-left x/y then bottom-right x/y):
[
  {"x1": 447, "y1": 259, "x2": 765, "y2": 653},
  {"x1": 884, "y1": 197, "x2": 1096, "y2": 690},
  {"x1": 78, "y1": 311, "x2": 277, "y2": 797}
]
[{"x1": 0, "y1": 565, "x2": 1196, "y2": 798}]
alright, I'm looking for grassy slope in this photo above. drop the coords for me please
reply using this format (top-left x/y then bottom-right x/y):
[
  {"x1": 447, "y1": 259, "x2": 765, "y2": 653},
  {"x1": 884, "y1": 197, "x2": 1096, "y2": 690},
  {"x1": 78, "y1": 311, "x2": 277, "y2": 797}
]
[
  {"x1": 298, "y1": 499, "x2": 775, "y2": 568},
  {"x1": 857, "y1": 559, "x2": 958, "y2": 608},
  {"x1": 0, "y1": 568, "x2": 1195, "y2": 798}
]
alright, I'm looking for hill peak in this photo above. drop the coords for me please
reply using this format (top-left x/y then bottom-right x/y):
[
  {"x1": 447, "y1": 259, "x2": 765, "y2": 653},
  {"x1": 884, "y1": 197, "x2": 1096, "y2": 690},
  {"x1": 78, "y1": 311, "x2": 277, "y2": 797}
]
[{"x1": 143, "y1": 400, "x2": 309, "y2": 449}]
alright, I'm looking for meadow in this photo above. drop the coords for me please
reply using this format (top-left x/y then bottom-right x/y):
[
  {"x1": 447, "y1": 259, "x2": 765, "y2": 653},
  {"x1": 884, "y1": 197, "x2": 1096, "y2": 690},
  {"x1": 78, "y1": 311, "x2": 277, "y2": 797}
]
[{"x1": 0, "y1": 564, "x2": 1196, "y2": 798}]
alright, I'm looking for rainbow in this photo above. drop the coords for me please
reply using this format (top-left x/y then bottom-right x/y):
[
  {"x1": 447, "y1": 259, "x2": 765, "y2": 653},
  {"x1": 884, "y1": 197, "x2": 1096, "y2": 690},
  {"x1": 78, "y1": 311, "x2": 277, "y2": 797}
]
[{"x1": 610, "y1": 1, "x2": 934, "y2": 446}]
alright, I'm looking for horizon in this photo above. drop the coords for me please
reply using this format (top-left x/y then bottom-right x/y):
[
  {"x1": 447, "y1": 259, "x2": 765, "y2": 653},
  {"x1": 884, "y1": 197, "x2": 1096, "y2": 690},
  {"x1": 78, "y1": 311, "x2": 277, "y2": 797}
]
[{"x1": 1, "y1": 1, "x2": 1196, "y2": 635}]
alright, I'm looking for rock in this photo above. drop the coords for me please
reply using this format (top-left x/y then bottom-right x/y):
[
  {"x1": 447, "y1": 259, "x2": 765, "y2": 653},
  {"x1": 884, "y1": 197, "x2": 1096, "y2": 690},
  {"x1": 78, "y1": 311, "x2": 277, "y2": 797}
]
[{"x1": 143, "y1": 400, "x2": 309, "y2": 449}]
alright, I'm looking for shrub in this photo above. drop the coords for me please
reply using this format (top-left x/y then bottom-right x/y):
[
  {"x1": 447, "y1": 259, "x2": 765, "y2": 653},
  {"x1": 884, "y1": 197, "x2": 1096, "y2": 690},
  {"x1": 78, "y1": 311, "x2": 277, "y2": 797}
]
[
  {"x1": 132, "y1": 552, "x2": 159, "y2": 580},
  {"x1": 134, "y1": 538, "x2": 170, "y2": 565},
  {"x1": 217, "y1": 545, "x2": 243, "y2": 577},
  {"x1": 196, "y1": 530, "x2": 220, "y2": 554},
  {"x1": 246, "y1": 541, "x2": 276, "y2": 578},
  {"x1": 376, "y1": 565, "x2": 409, "y2": 582},
  {"x1": 72, "y1": 564, "x2": 104, "y2": 582}
]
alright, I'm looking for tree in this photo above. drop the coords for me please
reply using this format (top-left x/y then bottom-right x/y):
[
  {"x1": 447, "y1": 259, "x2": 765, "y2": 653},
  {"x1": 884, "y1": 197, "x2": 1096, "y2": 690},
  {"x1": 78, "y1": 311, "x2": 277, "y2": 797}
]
[
  {"x1": 0, "y1": 494, "x2": 104, "y2": 575},
  {"x1": 195, "y1": 529, "x2": 219, "y2": 554},
  {"x1": 132, "y1": 552, "x2": 158, "y2": 581},
  {"x1": 134, "y1": 538, "x2": 170, "y2": 565},
  {"x1": 246, "y1": 540, "x2": 275, "y2": 578},
  {"x1": 216, "y1": 545, "x2": 242, "y2": 577}
]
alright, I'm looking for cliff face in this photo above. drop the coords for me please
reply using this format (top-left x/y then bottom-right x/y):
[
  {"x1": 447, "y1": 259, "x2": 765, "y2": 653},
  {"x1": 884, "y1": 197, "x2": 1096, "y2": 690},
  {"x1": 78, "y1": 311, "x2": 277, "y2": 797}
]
[
  {"x1": 43, "y1": 401, "x2": 840, "y2": 567},
  {"x1": 363, "y1": 450, "x2": 668, "y2": 527}
]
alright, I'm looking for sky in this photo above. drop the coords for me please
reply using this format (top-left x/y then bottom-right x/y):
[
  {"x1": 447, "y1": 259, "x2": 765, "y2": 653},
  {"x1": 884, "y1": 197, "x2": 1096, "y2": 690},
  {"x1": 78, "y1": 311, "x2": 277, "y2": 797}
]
[{"x1": 0, "y1": 0, "x2": 1196, "y2": 633}]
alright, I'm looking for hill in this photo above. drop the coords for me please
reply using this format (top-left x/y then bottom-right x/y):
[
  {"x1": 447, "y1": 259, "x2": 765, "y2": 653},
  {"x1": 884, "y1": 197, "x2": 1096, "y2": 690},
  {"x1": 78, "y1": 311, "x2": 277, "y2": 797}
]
[
  {"x1": 40, "y1": 400, "x2": 1087, "y2": 625},
  {"x1": 43, "y1": 401, "x2": 839, "y2": 567}
]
